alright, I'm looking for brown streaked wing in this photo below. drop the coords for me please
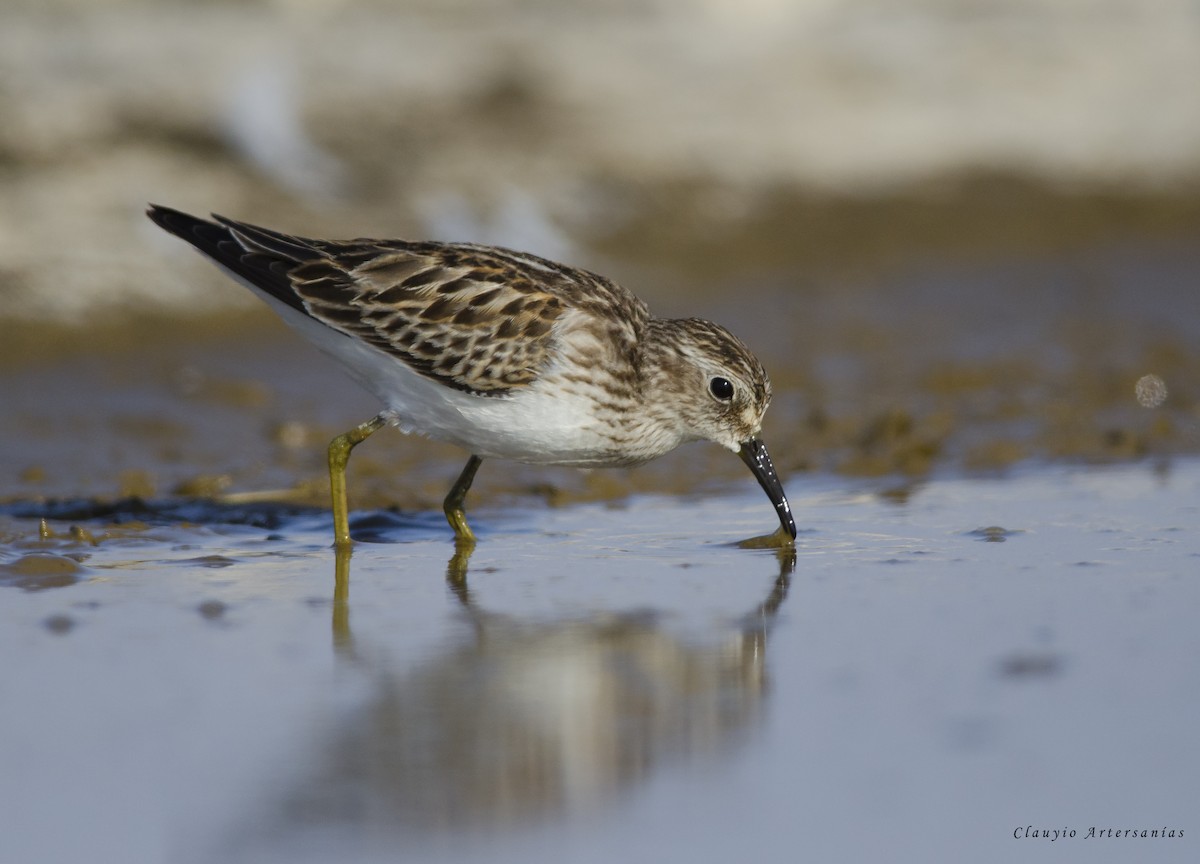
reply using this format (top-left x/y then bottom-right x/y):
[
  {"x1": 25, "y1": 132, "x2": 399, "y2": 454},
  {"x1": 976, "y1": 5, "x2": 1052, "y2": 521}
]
[
  {"x1": 297, "y1": 240, "x2": 648, "y2": 397},
  {"x1": 210, "y1": 213, "x2": 650, "y2": 396}
]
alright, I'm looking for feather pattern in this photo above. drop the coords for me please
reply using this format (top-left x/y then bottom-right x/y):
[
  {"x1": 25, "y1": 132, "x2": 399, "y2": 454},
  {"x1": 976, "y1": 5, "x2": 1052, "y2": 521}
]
[{"x1": 148, "y1": 205, "x2": 648, "y2": 397}]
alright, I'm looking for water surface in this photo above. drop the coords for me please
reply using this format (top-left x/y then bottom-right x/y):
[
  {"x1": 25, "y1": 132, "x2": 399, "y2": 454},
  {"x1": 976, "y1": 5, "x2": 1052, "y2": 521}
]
[{"x1": 2, "y1": 460, "x2": 1196, "y2": 863}]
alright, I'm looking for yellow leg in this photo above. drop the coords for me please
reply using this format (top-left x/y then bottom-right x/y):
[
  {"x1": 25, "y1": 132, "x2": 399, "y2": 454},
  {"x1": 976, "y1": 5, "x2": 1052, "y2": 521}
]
[
  {"x1": 328, "y1": 414, "x2": 387, "y2": 548},
  {"x1": 443, "y1": 455, "x2": 483, "y2": 545}
]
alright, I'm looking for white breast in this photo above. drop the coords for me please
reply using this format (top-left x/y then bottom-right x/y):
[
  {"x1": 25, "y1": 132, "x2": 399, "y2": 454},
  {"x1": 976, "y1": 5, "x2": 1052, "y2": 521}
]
[
  {"x1": 228, "y1": 271, "x2": 676, "y2": 466},
  {"x1": 248, "y1": 291, "x2": 618, "y2": 466}
]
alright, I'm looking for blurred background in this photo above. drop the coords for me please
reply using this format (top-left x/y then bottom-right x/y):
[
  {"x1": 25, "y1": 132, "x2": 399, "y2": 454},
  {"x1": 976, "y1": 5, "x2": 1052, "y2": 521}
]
[{"x1": 2, "y1": 0, "x2": 1199, "y2": 510}]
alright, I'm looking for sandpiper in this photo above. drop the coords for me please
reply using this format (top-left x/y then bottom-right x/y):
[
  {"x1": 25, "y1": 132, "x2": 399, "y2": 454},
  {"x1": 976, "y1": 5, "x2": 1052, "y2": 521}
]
[{"x1": 147, "y1": 205, "x2": 795, "y2": 548}]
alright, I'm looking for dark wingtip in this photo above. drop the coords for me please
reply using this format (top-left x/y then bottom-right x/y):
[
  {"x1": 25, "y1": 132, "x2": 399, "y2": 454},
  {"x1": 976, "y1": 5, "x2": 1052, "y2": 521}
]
[
  {"x1": 144, "y1": 203, "x2": 313, "y2": 316},
  {"x1": 145, "y1": 202, "x2": 178, "y2": 223},
  {"x1": 145, "y1": 202, "x2": 171, "y2": 228},
  {"x1": 145, "y1": 204, "x2": 214, "y2": 242}
]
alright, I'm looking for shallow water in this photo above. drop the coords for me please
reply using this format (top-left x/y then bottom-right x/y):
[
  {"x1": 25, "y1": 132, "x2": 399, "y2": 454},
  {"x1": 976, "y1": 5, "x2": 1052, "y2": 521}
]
[{"x1": 2, "y1": 460, "x2": 1197, "y2": 863}]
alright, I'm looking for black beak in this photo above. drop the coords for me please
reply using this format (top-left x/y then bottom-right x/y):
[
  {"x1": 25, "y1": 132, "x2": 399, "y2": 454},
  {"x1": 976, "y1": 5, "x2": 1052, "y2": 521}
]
[{"x1": 738, "y1": 438, "x2": 796, "y2": 539}]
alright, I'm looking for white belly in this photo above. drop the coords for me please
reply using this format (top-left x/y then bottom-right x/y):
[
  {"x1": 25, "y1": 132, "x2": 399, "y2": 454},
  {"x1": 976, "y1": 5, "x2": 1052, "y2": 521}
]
[
  {"x1": 262, "y1": 293, "x2": 617, "y2": 465},
  {"x1": 226, "y1": 268, "x2": 664, "y2": 467}
]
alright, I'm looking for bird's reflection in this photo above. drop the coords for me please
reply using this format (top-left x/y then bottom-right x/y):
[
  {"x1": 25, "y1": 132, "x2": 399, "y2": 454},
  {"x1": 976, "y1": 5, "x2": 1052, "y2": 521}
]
[{"x1": 306, "y1": 537, "x2": 794, "y2": 837}]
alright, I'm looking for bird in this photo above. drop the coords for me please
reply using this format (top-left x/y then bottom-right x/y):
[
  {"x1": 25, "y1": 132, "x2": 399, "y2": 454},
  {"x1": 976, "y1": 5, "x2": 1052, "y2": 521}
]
[{"x1": 146, "y1": 205, "x2": 795, "y2": 549}]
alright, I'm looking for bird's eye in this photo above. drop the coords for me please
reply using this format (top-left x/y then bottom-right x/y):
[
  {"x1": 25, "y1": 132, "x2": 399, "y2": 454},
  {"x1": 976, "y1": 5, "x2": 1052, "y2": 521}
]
[{"x1": 708, "y1": 376, "x2": 735, "y2": 401}]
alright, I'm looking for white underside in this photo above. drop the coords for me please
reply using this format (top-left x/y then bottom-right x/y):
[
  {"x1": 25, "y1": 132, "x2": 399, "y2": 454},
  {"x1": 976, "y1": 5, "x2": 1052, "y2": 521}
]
[{"x1": 224, "y1": 267, "x2": 626, "y2": 466}]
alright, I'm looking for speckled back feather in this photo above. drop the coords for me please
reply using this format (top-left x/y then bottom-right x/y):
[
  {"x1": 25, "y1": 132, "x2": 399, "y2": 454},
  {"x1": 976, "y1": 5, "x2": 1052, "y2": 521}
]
[{"x1": 148, "y1": 206, "x2": 650, "y2": 397}]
